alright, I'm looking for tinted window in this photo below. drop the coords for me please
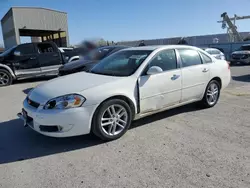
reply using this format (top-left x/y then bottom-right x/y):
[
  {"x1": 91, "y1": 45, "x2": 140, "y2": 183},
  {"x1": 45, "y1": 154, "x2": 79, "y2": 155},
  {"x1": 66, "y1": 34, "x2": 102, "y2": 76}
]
[
  {"x1": 15, "y1": 44, "x2": 35, "y2": 55},
  {"x1": 149, "y1": 49, "x2": 177, "y2": 71},
  {"x1": 178, "y1": 49, "x2": 202, "y2": 67},
  {"x1": 200, "y1": 52, "x2": 212, "y2": 63},
  {"x1": 37, "y1": 43, "x2": 54, "y2": 53},
  {"x1": 90, "y1": 50, "x2": 152, "y2": 76}
]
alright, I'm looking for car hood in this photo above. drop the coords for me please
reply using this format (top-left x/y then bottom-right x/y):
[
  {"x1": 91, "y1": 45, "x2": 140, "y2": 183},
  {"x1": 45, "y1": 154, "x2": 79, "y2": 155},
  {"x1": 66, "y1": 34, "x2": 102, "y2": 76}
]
[
  {"x1": 61, "y1": 59, "x2": 95, "y2": 71},
  {"x1": 232, "y1": 50, "x2": 250, "y2": 55},
  {"x1": 29, "y1": 72, "x2": 120, "y2": 104}
]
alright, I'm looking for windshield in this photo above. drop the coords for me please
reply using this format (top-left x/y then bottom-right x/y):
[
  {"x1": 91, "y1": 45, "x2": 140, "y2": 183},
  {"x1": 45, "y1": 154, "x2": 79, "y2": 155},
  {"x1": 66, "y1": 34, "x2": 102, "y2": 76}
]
[
  {"x1": 0, "y1": 46, "x2": 16, "y2": 56},
  {"x1": 84, "y1": 47, "x2": 114, "y2": 61},
  {"x1": 239, "y1": 45, "x2": 250, "y2": 51},
  {"x1": 90, "y1": 50, "x2": 153, "y2": 76}
]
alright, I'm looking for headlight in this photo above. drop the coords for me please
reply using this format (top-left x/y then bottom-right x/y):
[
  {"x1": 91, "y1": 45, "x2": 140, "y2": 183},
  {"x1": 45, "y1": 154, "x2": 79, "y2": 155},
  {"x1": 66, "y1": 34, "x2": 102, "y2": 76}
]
[{"x1": 44, "y1": 94, "x2": 86, "y2": 110}]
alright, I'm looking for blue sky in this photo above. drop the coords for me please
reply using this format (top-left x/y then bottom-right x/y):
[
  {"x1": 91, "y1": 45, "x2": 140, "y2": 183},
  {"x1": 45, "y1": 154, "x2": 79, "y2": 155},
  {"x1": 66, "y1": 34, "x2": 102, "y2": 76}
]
[{"x1": 0, "y1": 0, "x2": 249, "y2": 45}]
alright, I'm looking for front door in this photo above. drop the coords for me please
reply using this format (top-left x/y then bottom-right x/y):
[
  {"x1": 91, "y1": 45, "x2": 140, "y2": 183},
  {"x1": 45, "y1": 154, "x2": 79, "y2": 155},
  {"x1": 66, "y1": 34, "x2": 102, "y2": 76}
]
[
  {"x1": 139, "y1": 49, "x2": 182, "y2": 114},
  {"x1": 11, "y1": 43, "x2": 41, "y2": 77},
  {"x1": 36, "y1": 43, "x2": 62, "y2": 75},
  {"x1": 177, "y1": 49, "x2": 210, "y2": 102}
]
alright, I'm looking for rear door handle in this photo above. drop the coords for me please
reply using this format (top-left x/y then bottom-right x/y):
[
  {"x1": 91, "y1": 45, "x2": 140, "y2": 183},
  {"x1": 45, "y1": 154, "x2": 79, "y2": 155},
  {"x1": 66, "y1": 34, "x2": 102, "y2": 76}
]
[
  {"x1": 202, "y1": 68, "x2": 209, "y2": 72},
  {"x1": 171, "y1": 74, "x2": 180, "y2": 80},
  {"x1": 53, "y1": 54, "x2": 59, "y2": 57},
  {"x1": 30, "y1": 57, "x2": 36, "y2": 60}
]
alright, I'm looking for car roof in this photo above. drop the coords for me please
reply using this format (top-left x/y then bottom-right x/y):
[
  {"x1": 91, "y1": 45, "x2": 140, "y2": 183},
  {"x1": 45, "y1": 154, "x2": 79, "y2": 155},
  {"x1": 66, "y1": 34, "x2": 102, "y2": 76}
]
[
  {"x1": 203, "y1": 48, "x2": 220, "y2": 51},
  {"x1": 122, "y1": 45, "x2": 202, "y2": 51}
]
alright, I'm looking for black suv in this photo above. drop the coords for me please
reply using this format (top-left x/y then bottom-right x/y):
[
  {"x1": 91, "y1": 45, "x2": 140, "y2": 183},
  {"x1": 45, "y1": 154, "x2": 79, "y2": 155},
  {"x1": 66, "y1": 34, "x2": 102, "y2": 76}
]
[{"x1": 0, "y1": 42, "x2": 64, "y2": 86}]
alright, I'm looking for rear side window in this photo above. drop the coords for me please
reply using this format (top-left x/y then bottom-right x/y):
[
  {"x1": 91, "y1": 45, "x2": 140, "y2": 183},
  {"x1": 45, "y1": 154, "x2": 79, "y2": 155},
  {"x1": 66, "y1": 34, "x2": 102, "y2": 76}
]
[
  {"x1": 200, "y1": 52, "x2": 212, "y2": 63},
  {"x1": 178, "y1": 49, "x2": 202, "y2": 67},
  {"x1": 15, "y1": 44, "x2": 35, "y2": 55},
  {"x1": 37, "y1": 43, "x2": 55, "y2": 53}
]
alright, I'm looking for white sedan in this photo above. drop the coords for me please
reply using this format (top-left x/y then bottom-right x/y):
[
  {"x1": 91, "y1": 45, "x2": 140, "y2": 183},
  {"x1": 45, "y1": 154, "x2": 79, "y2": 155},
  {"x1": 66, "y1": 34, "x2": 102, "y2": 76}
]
[
  {"x1": 203, "y1": 48, "x2": 226, "y2": 60},
  {"x1": 18, "y1": 45, "x2": 231, "y2": 140}
]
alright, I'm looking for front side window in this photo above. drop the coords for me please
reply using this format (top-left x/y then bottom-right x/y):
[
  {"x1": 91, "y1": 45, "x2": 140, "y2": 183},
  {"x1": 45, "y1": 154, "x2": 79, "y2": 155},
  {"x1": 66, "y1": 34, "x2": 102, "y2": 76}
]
[
  {"x1": 15, "y1": 44, "x2": 35, "y2": 55},
  {"x1": 148, "y1": 49, "x2": 177, "y2": 71},
  {"x1": 90, "y1": 50, "x2": 152, "y2": 76},
  {"x1": 178, "y1": 49, "x2": 202, "y2": 68}
]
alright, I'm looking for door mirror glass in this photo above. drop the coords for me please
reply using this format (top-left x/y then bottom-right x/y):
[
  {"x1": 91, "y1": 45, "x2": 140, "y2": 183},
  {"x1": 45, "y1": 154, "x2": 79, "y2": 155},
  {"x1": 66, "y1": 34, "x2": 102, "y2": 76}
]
[
  {"x1": 147, "y1": 66, "x2": 163, "y2": 75},
  {"x1": 14, "y1": 50, "x2": 21, "y2": 56}
]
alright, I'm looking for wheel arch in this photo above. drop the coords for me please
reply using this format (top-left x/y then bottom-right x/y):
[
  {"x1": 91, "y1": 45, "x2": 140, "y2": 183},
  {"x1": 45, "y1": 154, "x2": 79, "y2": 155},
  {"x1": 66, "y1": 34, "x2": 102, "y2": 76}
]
[
  {"x1": 210, "y1": 76, "x2": 222, "y2": 89},
  {"x1": 0, "y1": 64, "x2": 16, "y2": 79},
  {"x1": 98, "y1": 95, "x2": 136, "y2": 116},
  {"x1": 91, "y1": 95, "x2": 137, "y2": 128}
]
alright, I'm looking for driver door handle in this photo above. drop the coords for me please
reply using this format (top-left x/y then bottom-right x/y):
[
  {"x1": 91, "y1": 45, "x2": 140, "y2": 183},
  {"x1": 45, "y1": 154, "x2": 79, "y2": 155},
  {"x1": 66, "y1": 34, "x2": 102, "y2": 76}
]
[
  {"x1": 30, "y1": 57, "x2": 37, "y2": 60},
  {"x1": 171, "y1": 74, "x2": 180, "y2": 80},
  {"x1": 202, "y1": 68, "x2": 209, "y2": 72}
]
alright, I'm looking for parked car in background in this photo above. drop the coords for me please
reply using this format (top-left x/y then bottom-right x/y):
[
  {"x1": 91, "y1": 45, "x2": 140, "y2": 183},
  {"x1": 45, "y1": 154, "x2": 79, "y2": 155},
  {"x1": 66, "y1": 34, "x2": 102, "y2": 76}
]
[
  {"x1": 0, "y1": 42, "x2": 64, "y2": 86},
  {"x1": 231, "y1": 44, "x2": 250, "y2": 65},
  {"x1": 58, "y1": 47, "x2": 78, "y2": 63},
  {"x1": 203, "y1": 48, "x2": 225, "y2": 60},
  {"x1": 58, "y1": 45, "x2": 128, "y2": 76},
  {"x1": 18, "y1": 45, "x2": 231, "y2": 141}
]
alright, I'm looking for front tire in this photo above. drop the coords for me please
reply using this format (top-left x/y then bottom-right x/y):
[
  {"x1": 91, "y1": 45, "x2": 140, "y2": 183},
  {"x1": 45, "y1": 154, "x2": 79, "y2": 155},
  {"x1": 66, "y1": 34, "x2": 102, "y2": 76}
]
[
  {"x1": 92, "y1": 99, "x2": 132, "y2": 141},
  {"x1": 200, "y1": 80, "x2": 220, "y2": 108},
  {"x1": 0, "y1": 69, "x2": 13, "y2": 87}
]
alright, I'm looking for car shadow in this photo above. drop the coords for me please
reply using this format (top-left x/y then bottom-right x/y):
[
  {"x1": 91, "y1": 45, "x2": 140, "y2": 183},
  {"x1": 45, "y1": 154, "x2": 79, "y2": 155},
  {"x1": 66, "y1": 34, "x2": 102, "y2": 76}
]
[
  {"x1": 0, "y1": 103, "x2": 202, "y2": 164},
  {"x1": 0, "y1": 119, "x2": 103, "y2": 164},
  {"x1": 232, "y1": 74, "x2": 250, "y2": 83},
  {"x1": 131, "y1": 103, "x2": 202, "y2": 129}
]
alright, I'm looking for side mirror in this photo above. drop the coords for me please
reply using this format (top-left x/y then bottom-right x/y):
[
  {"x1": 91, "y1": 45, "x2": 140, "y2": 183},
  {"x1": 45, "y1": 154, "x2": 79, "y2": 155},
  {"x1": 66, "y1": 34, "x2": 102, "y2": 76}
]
[
  {"x1": 14, "y1": 50, "x2": 21, "y2": 56},
  {"x1": 147, "y1": 66, "x2": 163, "y2": 75}
]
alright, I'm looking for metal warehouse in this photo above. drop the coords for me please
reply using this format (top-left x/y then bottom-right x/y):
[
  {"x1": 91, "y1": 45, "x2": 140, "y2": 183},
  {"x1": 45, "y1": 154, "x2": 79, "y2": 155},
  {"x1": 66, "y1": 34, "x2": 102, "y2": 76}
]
[
  {"x1": 1, "y1": 7, "x2": 69, "y2": 49},
  {"x1": 118, "y1": 32, "x2": 250, "y2": 47}
]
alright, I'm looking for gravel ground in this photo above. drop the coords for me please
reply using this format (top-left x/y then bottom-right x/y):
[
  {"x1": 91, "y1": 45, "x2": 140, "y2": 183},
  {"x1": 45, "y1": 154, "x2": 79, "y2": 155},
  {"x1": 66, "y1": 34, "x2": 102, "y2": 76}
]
[{"x1": 0, "y1": 66, "x2": 250, "y2": 188}]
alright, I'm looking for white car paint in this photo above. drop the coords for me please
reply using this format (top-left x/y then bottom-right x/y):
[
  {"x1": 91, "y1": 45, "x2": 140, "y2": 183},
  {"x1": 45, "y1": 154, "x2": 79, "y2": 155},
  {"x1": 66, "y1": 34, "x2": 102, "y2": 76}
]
[
  {"x1": 204, "y1": 48, "x2": 225, "y2": 60},
  {"x1": 18, "y1": 45, "x2": 231, "y2": 138}
]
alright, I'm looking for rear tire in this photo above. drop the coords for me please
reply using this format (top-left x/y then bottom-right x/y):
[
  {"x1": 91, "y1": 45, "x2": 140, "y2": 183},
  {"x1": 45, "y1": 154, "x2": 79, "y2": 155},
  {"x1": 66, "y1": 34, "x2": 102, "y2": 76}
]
[
  {"x1": 200, "y1": 80, "x2": 220, "y2": 108},
  {"x1": 92, "y1": 99, "x2": 132, "y2": 141},
  {"x1": 0, "y1": 69, "x2": 13, "y2": 87}
]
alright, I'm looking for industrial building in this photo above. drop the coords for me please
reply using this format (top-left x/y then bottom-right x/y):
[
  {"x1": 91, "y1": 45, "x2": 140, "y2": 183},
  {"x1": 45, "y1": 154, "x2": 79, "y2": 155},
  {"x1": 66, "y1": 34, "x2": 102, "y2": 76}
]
[
  {"x1": 1, "y1": 7, "x2": 69, "y2": 49},
  {"x1": 118, "y1": 32, "x2": 250, "y2": 47}
]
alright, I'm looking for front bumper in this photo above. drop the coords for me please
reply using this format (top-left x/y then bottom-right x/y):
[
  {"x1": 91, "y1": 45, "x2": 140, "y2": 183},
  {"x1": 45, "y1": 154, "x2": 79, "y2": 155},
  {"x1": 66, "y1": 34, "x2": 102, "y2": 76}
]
[
  {"x1": 231, "y1": 57, "x2": 250, "y2": 64},
  {"x1": 17, "y1": 98, "x2": 98, "y2": 137}
]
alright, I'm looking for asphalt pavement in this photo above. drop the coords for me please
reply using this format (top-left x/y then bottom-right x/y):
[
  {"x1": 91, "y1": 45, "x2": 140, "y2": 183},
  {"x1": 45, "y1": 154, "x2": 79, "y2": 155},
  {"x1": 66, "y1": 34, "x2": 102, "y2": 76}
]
[{"x1": 0, "y1": 66, "x2": 249, "y2": 188}]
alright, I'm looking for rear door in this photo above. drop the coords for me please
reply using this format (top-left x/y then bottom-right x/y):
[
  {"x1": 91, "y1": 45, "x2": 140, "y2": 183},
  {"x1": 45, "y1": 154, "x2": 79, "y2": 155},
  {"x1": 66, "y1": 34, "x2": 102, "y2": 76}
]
[
  {"x1": 177, "y1": 49, "x2": 210, "y2": 102},
  {"x1": 36, "y1": 43, "x2": 62, "y2": 75},
  {"x1": 11, "y1": 43, "x2": 41, "y2": 77}
]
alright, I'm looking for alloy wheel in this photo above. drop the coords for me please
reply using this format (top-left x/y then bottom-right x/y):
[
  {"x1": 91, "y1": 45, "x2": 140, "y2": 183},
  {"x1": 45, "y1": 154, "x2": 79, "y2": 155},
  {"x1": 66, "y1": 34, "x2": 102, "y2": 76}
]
[
  {"x1": 0, "y1": 72, "x2": 9, "y2": 86},
  {"x1": 101, "y1": 104, "x2": 128, "y2": 136},
  {"x1": 206, "y1": 83, "x2": 219, "y2": 106}
]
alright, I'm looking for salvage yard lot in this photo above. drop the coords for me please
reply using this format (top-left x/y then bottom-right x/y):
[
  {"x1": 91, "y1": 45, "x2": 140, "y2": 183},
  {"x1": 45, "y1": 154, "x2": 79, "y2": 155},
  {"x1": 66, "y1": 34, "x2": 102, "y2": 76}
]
[{"x1": 0, "y1": 66, "x2": 250, "y2": 188}]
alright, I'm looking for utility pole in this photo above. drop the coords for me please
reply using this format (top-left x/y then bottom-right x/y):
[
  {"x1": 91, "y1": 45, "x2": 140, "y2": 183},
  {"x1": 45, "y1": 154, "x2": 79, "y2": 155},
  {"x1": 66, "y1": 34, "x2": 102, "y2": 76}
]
[{"x1": 217, "y1": 13, "x2": 250, "y2": 42}]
